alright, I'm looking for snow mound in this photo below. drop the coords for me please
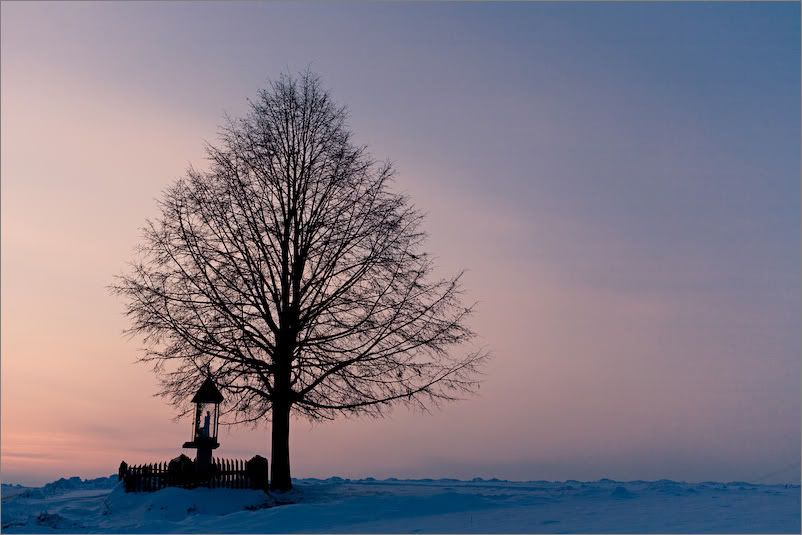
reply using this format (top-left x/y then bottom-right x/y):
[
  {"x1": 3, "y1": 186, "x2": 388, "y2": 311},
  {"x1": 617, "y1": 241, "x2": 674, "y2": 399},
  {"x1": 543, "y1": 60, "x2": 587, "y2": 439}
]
[
  {"x1": 103, "y1": 484, "x2": 271, "y2": 520},
  {"x1": 610, "y1": 486, "x2": 636, "y2": 499},
  {"x1": 33, "y1": 512, "x2": 84, "y2": 530}
]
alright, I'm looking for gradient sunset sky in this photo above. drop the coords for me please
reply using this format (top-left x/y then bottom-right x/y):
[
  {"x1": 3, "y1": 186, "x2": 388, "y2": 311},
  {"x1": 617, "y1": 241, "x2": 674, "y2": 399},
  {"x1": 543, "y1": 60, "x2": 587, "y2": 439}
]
[{"x1": 2, "y1": 1, "x2": 799, "y2": 486}]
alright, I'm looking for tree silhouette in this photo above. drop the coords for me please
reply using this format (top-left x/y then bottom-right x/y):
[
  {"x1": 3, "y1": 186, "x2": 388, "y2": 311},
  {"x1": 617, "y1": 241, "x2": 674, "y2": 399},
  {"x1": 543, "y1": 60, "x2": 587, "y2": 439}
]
[{"x1": 113, "y1": 71, "x2": 486, "y2": 491}]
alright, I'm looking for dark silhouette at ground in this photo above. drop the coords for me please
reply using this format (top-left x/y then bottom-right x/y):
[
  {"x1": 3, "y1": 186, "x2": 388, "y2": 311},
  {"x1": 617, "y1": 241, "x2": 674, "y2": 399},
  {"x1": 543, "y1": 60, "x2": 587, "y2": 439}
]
[{"x1": 120, "y1": 377, "x2": 269, "y2": 492}]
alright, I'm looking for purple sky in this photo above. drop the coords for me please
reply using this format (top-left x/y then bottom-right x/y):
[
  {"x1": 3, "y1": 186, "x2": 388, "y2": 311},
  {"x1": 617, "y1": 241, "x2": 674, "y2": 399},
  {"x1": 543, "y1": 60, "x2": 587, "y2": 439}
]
[{"x1": 1, "y1": 1, "x2": 799, "y2": 486}]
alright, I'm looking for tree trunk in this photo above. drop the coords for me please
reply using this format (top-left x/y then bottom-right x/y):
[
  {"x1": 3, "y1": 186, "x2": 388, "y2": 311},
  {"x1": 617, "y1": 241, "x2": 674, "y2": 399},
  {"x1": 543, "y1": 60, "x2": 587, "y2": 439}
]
[{"x1": 270, "y1": 400, "x2": 292, "y2": 490}]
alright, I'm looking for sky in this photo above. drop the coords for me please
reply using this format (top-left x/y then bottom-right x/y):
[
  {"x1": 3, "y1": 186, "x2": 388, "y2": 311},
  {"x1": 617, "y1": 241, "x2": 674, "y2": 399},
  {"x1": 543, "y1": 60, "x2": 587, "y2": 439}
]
[{"x1": 1, "y1": 1, "x2": 799, "y2": 486}]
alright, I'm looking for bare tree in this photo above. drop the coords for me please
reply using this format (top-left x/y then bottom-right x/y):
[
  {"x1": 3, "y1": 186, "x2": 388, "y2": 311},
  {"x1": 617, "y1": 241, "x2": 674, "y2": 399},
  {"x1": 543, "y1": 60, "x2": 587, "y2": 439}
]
[{"x1": 113, "y1": 71, "x2": 486, "y2": 491}]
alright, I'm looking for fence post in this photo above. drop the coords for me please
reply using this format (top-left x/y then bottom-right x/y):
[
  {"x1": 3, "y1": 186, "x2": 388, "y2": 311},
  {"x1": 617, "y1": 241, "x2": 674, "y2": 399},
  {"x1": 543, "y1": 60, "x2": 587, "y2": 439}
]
[{"x1": 118, "y1": 461, "x2": 128, "y2": 486}]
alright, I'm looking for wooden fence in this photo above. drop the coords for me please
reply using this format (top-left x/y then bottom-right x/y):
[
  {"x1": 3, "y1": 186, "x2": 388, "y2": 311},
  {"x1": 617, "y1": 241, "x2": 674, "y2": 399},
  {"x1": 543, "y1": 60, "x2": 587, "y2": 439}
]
[{"x1": 121, "y1": 457, "x2": 266, "y2": 492}]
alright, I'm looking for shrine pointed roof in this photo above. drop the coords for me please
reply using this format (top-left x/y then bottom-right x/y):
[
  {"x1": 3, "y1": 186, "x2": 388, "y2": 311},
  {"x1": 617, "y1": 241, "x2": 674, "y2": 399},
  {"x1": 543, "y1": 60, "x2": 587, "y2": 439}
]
[{"x1": 191, "y1": 376, "x2": 224, "y2": 403}]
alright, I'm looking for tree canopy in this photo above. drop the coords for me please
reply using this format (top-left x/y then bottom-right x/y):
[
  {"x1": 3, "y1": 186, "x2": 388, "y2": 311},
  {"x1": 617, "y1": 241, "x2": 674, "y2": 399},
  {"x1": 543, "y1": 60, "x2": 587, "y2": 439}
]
[{"x1": 114, "y1": 71, "x2": 487, "y2": 489}]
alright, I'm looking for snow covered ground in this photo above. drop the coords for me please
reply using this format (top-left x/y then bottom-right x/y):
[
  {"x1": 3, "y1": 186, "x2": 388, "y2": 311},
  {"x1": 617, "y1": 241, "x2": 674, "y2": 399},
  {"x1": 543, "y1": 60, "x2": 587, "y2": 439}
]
[{"x1": 1, "y1": 475, "x2": 799, "y2": 533}]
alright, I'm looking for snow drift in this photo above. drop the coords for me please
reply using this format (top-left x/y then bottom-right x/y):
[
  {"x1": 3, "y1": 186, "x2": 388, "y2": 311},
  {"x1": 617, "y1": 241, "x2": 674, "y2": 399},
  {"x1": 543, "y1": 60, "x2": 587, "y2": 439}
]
[{"x1": 1, "y1": 475, "x2": 799, "y2": 533}]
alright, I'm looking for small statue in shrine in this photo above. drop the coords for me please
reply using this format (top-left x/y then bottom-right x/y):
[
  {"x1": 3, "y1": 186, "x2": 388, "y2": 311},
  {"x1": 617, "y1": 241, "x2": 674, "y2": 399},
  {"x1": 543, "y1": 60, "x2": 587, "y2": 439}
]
[{"x1": 202, "y1": 411, "x2": 211, "y2": 438}]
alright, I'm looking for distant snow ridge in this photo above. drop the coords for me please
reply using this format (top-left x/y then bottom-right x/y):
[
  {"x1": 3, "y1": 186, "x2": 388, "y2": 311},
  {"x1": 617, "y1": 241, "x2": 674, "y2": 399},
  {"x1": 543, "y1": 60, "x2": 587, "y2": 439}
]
[
  {"x1": 17, "y1": 475, "x2": 118, "y2": 499},
  {"x1": 646, "y1": 479, "x2": 700, "y2": 496}
]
